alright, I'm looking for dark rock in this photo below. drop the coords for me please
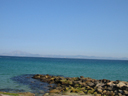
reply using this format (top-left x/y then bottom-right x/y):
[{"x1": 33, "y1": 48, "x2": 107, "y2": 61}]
[
  {"x1": 121, "y1": 86, "x2": 128, "y2": 90},
  {"x1": 114, "y1": 80, "x2": 120, "y2": 84},
  {"x1": 118, "y1": 89, "x2": 123, "y2": 94},
  {"x1": 40, "y1": 77, "x2": 46, "y2": 80},
  {"x1": 124, "y1": 90, "x2": 128, "y2": 95},
  {"x1": 99, "y1": 79, "x2": 110, "y2": 83},
  {"x1": 105, "y1": 91, "x2": 114, "y2": 95},
  {"x1": 32, "y1": 74, "x2": 41, "y2": 79},
  {"x1": 80, "y1": 76, "x2": 84, "y2": 78},
  {"x1": 114, "y1": 90, "x2": 118, "y2": 95},
  {"x1": 32, "y1": 74, "x2": 128, "y2": 96}
]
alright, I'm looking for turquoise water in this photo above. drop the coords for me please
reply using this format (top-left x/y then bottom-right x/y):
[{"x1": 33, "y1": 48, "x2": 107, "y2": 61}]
[{"x1": 0, "y1": 56, "x2": 128, "y2": 94}]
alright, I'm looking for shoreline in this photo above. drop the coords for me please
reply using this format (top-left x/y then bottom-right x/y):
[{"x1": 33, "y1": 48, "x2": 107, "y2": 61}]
[
  {"x1": 0, "y1": 74, "x2": 128, "y2": 96},
  {"x1": 33, "y1": 74, "x2": 128, "y2": 96}
]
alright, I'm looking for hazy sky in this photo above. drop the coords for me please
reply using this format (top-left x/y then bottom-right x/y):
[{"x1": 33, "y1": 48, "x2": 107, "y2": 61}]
[{"x1": 0, "y1": 0, "x2": 128, "y2": 58}]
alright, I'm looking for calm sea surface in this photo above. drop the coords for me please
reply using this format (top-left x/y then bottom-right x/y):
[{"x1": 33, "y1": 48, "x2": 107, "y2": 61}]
[{"x1": 0, "y1": 56, "x2": 128, "y2": 95}]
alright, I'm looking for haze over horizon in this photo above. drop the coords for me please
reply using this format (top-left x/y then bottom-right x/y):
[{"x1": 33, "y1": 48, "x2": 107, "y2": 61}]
[
  {"x1": 1, "y1": 50, "x2": 128, "y2": 60},
  {"x1": 0, "y1": 0, "x2": 128, "y2": 59}
]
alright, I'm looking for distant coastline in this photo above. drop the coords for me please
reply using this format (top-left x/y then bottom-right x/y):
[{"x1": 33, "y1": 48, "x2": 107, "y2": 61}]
[{"x1": 1, "y1": 50, "x2": 128, "y2": 60}]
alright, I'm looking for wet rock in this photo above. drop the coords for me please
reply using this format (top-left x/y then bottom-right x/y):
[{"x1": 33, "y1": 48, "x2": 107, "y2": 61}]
[
  {"x1": 32, "y1": 74, "x2": 41, "y2": 79},
  {"x1": 40, "y1": 77, "x2": 46, "y2": 80}
]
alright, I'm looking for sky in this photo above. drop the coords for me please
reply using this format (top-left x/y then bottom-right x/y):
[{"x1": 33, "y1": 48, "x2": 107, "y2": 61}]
[{"x1": 0, "y1": 0, "x2": 128, "y2": 59}]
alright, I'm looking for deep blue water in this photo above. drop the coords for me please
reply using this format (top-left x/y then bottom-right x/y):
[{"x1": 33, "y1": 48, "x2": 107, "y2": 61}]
[{"x1": 0, "y1": 56, "x2": 128, "y2": 95}]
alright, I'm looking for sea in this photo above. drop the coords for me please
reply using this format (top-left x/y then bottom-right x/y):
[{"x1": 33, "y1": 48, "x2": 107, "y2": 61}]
[{"x1": 0, "y1": 56, "x2": 128, "y2": 95}]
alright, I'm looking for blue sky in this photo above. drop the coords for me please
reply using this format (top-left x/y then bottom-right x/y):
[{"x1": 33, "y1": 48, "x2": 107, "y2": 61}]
[{"x1": 0, "y1": 0, "x2": 128, "y2": 58}]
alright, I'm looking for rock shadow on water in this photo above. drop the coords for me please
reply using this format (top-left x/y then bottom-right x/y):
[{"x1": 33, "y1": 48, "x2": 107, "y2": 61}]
[{"x1": 9, "y1": 74, "x2": 54, "y2": 95}]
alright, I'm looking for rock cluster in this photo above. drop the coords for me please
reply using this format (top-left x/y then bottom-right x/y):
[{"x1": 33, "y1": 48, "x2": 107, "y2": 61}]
[{"x1": 32, "y1": 74, "x2": 128, "y2": 96}]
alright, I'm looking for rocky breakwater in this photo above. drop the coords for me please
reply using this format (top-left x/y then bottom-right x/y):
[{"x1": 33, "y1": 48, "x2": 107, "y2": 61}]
[{"x1": 32, "y1": 74, "x2": 128, "y2": 96}]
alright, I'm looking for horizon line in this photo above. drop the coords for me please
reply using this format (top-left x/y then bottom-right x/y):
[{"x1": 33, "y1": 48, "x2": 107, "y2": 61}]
[{"x1": 0, "y1": 55, "x2": 128, "y2": 61}]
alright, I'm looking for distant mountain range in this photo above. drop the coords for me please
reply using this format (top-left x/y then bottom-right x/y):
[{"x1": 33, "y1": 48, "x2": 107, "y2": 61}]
[
  {"x1": 0, "y1": 51, "x2": 42, "y2": 57},
  {"x1": 0, "y1": 51, "x2": 128, "y2": 60}
]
